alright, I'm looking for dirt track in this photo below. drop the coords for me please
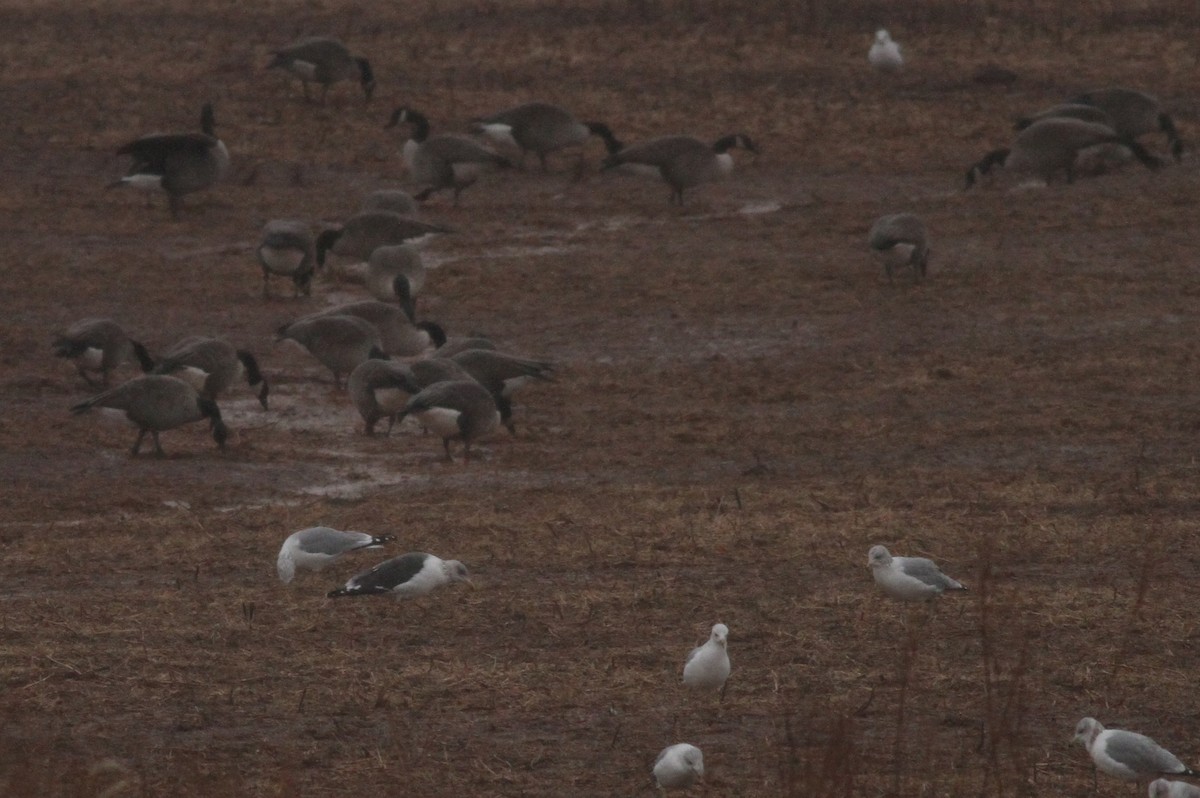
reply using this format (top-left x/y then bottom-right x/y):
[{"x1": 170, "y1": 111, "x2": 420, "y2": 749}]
[{"x1": 2, "y1": 1, "x2": 1200, "y2": 795}]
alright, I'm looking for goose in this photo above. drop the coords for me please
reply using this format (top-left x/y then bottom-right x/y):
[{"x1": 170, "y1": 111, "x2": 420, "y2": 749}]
[
  {"x1": 384, "y1": 107, "x2": 513, "y2": 205},
  {"x1": 276, "y1": 527, "x2": 394, "y2": 584},
  {"x1": 1014, "y1": 103, "x2": 1116, "y2": 131},
  {"x1": 365, "y1": 244, "x2": 426, "y2": 317},
  {"x1": 52, "y1": 318, "x2": 154, "y2": 387},
  {"x1": 316, "y1": 210, "x2": 451, "y2": 270},
  {"x1": 70, "y1": 374, "x2": 227, "y2": 456},
  {"x1": 868, "y1": 213, "x2": 929, "y2": 282},
  {"x1": 1071, "y1": 87, "x2": 1183, "y2": 161},
  {"x1": 396, "y1": 379, "x2": 502, "y2": 462},
  {"x1": 1074, "y1": 718, "x2": 1198, "y2": 783},
  {"x1": 111, "y1": 103, "x2": 229, "y2": 219},
  {"x1": 867, "y1": 545, "x2": 966, "y2": 602},
  {"x1": 361, "y1": 189, "x2": 419, "y2": 216},
  {"x1": 277, "y1": 314, "x2": 385, "y2": 388},
  {"x1": 348, "y1": 356, "x2": 470, "y2": 435},
  {"x1": 436, "y1": 335, "x2": 498, "y2": 358},
  {"x1": 470, "y1": 102, "x2": 621, "y2": 170},
  {"x1": 446, "y1": 349, "x2": 554, "y2": 433},
  {"x1": 653, "y1": 744, "x2": 704, "y2": 790},
  {"x1": 327, "y1": 552, "x2": 471, "y2": 600},
  {"x1": 868, "y1": 29, "x2": 904, "y2": 72},
  {"x1": 1014, "y1": 104, "x2": 1148, "y2": 176},
  {"x1": 965, "y1": 117, "x2": 1160, "y2": 187},
  {"x1": 267, "y1": 37, "x2": 375, "y2": 104},
  {"x1": 153, "y1": 336, "x2": 269, "y2": 410},
  {"x1": 313, "y1": 300, "x2": 446, "y2": 357},
  {"x1": 602, "y1": 133, "x2": 758, "y2": 205},
  {"x1": 257, "y1": 219, "x2": 315, "y2": 298}
]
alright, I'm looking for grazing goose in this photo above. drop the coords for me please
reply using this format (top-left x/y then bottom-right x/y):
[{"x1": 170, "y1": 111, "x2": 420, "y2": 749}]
[
  {"x1": 361, "y1": 189, "x2": 419, "y2": 216},
  {"x1": 365, "y1": 244, "x2": 426, "y2": 317},
  {"x1": 436, "y1": 335, "x2": 497, "y2": 358},
  {"x1": 868, "y1": 29, "x2": 904, "y2": 72},
  {"x1": 1015, "y1": 103, "x2": 1116, "y2": 131},
  {"x1": 328, "y1": 552, "x2": 471, "y2": 600},
  {"x1": 867, "y1": 545, "x2": 966, "y2": 602},
  {"x1": 70, "y1": 374, "x2": 227, "y2": 456},
  {"x1": 316, "y1": 211, "x2": 451, "y2": 270},
  {"x1": 1074, "y1": 718, "x2": 1198, "y2": 783},
  {"x1": 111, "y1": 103, "x2": 229, "y2": 219},
  {"x1": 385, "y1": 107, "x2": 513, "y2": 205},
  {"x1": 653, "y1": 744, "x2": 705, "y2": 790},
  {"x1": 276, "y1": 526, "x2": 394, "y2": 584},
  {"x1": 52, "y1": 318, "x2": 154, "y2": 387},
  {"x1": 1072, "y1": 87, "x2": 1183, "y2": 161},
  {"x1": 348, "y1": 357, "x2": 471, "y2": 435},
  {"x1": 268, "y1": 37, "x2": 375, "y2": 104},
  {"x1": 257, "y1": 219, "x2": 316, "y2": 297},
  {"x1": 277, "y1": 314, "x2": 385, "y2": 388},
  {"x1": 446, "y1": 349, "x2": 554, "y2": 433},
  {"x1": 682, "y1": 623, "x2": 731, "y2": 693},
  {"x1": 153, "y1": 336, "x2": 269, "y2": 409},
  {"x1": 396, "y1": 379, "x2": 502, "y2": 462},
  {"x1": 602, "y1": 133, "x2": 758, "y2": 205},
  {"x1": 314, "y1": 300, "x2": 445, "y2": 357},
  {"x1": 965, "y1": 117, "x2": 1160, "y2": 187},
  {"x1": 868, "y1": 213, "x2": 929, "y2": 282},
  {"x1": 471, "y1": 102, "x2": 621, "y2": 170}
]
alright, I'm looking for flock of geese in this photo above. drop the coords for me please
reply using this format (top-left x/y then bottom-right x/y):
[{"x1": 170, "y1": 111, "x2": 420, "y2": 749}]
[{"x1": 54, "y1": 28, "x2": 1195, "y2": 793}]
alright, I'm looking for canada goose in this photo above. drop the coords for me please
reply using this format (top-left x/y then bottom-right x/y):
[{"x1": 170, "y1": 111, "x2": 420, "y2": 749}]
[
  {"x1": 868, "y1": 29, "x2": 903, "y2": 72},
  {"x1": 436, "y1": 335, "x2": 498, "y2": 358},
  {"x1": 396, "y1": 379, "x2": 502, "y2": 462},
  {"x1": 347, "y1": 356, "x2": 470, "y2": 435},
  {"x1": 1071, "y1": 87, "x2": 1183, "y2": 161},
  {"x1": 316, "y1": 211, "x2": 451, "y2": 269},
  {"x1": 277, "y1": 314, "x2": 385, "y2": 388},
  {"x1": 111, "y1": 103, "x2": 229, "y2": 219},
  {"x1": 276, "y1": 527, "x2": 394, "y2": 584},
  {"x1": 268, "y1": 37, "x2": 375, "y2": 104},
  {"x1": 257, "y1": 219, "x2": 315, "y2": 297},
  {"x1": 313, "y1": 300, "x2": 446, "y2": 357},
  {"x1": 384, "y1": 107, "x2": 512, "y2": 205},
  {"x1": 1014, "y1": 103, "x2": 1116, "y2": 131},
  {"x1": 153, "y1": 336, "x2": 269, "y2": 410},
  {"x1": 471, "y1": 102, "x2": 621, "y2": 170},
  {"x1": 327, "y1": 552, "x2": 471, "y2": 599},
  {"x1": 365, "y1": 244, "x2": 426, "y2": 318},
  {"x1": 361, "y1": 189, "x2": 419, "y2": 216},
  {"x1": 70, "y1": 374, "x2": 228, "y2": 456},
  {"x1": 868, "y1": 213, "x2": 929, "y2": 282},
  {"x1": 52, "y1": 318, "x2": 154, "y2": 387},
  {"x1": 446, "y1": 349, "x2": 554, "y2": 434},
  {"x1": 965, "y1": 117, "x2": 1159, "y2": 187},
  {"x1": 601, "y1": 133, "x2": 758, "y2": 205}
]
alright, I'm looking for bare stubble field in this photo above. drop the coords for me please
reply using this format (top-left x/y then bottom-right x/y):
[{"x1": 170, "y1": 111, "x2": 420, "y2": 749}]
[{"x1": 2, "y1": 0, "x2": 1200, "y2": 795}]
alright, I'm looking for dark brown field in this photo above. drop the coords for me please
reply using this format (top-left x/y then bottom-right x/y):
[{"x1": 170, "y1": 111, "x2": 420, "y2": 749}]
[{"x1": 3, "y1": 1, "x2": 1200, "y2": 795}]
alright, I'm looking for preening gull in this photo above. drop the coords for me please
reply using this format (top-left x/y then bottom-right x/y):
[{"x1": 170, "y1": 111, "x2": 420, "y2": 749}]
[
  {"x1": 1074, "y1": 717, "x2": 1198, "y2": 782},
  {"x1": 682, "y1": 623, "x2": 731, "y2": 692},
  {"x1": 868, "y1": 29, "x2": 903, "y2": 72},
  {"x1": 1151, "y1": 779, "x2": 1200, "y2": 798},
  {"x1": 277, "y1": 527, "x2": 395, "y2": 584},
  {"x1": 653, "y1": 743, "x2": 704, "y2": 789},
  {"x1": 328, "y1": 552, "x2": 471, "y2": 599},
  {"x1": 867, "y1": 545, "x2": 966, "y2": 601}
]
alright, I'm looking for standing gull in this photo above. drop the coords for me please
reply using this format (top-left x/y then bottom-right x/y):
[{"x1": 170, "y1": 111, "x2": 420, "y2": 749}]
[
  {"x1": 867, "y1": 545, "x2": 966, "y2": 601},
  {"x1": 328, "y1": 552, "x2": 471, "y2": 600},
  {"x1": 277, "y1": 527, "x2": 395, "y2": 584},
  {"x1": 682, "y1": 622, "x2": 731, "y2": 695},
  {"x1": 1074, "y1": 718, "x2": 1198, "y2": 783},
  {"x1": 1150, "y1": 780, "x2": 1200, "y2": 798},
  {"x1": 653, "y1": 743, "x2": 704, "y2": 790},
  {"x1": 868, "y1": 29, "x2": 904, "y2": 72}
]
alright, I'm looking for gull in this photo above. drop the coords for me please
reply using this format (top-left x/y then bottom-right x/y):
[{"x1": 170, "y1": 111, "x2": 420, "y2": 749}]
[
  {"x1": 1151, "y1": 779, "x2": 1200, "y2": 798},
  {"x1": 867, "y1": 545, "x2": 966, "y2": 601},
  {"x1": 1074, "y1": 718, "x2": 1198, "y2": 783},
  {"x1": 276, "y1": 527, "x2": 395, "y2": 584},
  {"x1": 682, "y1": 623, "x2": 731, "y2": 694},
  {"x1": 327, "y1": 552, "x2": 472, "y2": 600},
  {"x1": 868, "y1": 29, "x2": 903, "y2": 72},
  {"x1": 653, "y1": 743, "x2": 704, "y2": 790}
]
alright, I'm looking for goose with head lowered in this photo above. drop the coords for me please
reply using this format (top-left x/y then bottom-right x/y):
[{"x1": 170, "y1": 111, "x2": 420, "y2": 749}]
[
  {"x1": 347, "y1": 356, "x2": 471, "y2": 435},
  {"x1": 471, "y1": 102, "x2": 622, "y2": 171},
  {"x1": 365, "y1": 244, "x2": 426, "y2": 318},
  {"x1": 268, "y1": 36, "x2": 375, "y2": 104},
  {"x1": 312, "y1": 300, "x2": 446, "y2": 357},
  {"x1": 70, "y1": 374, "x2": 228, "y2": 457},
  {"x1": 385, "y1": 107, "x2": 513, "y2": 205},
  {"x1": 257, "y1": 219, "x2": 316, "y2": 298},
  {"x1": 445, "y1": 348, "x2": 553, "y2": 434},
  {"x1": 153, "y1": 336, "x2": 269, "y2": 410},
  {"x1": 110, "y1": 103, "x2": 229, "y2": 219},
  {"x1": 52, "y1": 318, "x2": 154, "y2": 387},
  {"x1": 397, "y1": 379, "x2": 502, "y2": 463},
  {"x1": 1071, "y1": 87, "x2": 1183, "y2": 161},
  {"x1": 316, "y1": 210, "x2": 451, "y2": 272},
  {"x1": 277, "y1": 314, "x2": 385, "y2": 389},
  {"x1": 602, "y1": 133, "x2": 758, "y2": 205},
  {"x1": 868, "y1": 213, "x2": 929, "y2": 282}
]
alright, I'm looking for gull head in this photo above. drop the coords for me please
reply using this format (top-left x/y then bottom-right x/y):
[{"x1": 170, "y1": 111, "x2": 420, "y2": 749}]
[
  {"x1": 875, "y1": 29, "x2": 892, "y2": 44},
  {"x1": 1073, "y1": 717, "x2": 1102, "y2": 746},
  {"x1": 683, "y1": 747, "x2": 705, "y2": 778},
  {"x1": 710, "y1": 623, "x2": 729, "y2": 647},
  {"x1": 443, "y1": 559, "x2": 473, "y2": 586},
  {"x1": 867, "y1": 545, "x2": 893, "y2": 569}
]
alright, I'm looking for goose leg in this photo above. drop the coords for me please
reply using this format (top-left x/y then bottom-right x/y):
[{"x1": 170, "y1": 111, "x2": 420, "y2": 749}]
[{"x1": 131, "y1": 429, "x2": 148, "y2": 456}]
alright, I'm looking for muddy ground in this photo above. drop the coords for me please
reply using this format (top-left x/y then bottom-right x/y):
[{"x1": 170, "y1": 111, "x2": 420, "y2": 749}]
[{"x1": 2, "y1": 0, "x2": 1200, "y2": 795}]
